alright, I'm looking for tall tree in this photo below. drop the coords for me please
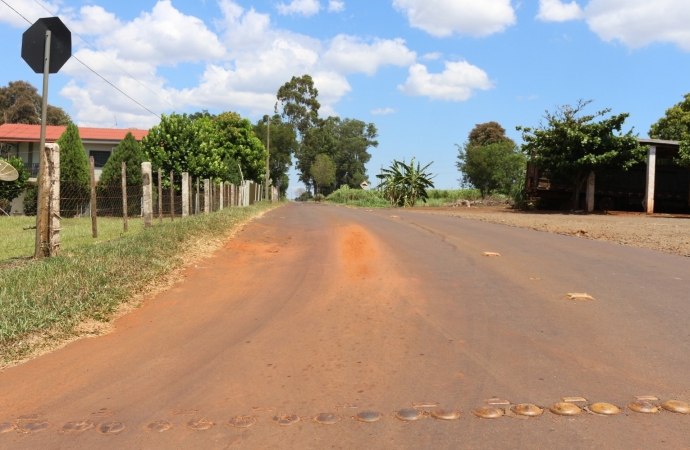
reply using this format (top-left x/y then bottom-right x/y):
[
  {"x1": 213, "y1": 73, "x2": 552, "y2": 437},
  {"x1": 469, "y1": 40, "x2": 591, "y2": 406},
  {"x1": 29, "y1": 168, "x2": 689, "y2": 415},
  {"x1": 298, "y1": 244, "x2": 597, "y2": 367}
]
[
  {"x1": 517, "y1": 100, "x2": 641, "y2": 208},
  {"x1": 56, "y1": 124, "x2": 90, "y2": 217},
  {"x1": 311, "y1": 154, "x2": 336, "y2": 196},
  {"x1": 457, "y1": 141, "x2": 526, "y2": 197},
  {"x1": 0, "y1": 80, "x2": 70, "y2": 125},
  {"x1": 457, "y1": 122, "x2": 525, "y2": 197},
  {"x1": 468, "y1": 121, "x2": 513, "y2": 147},
  {"x1": 212, "y1": 112, "x2": 266, "y2": 182},
  {"x1": 276, "y1": 75, "x2": 321, "y2": 137},
  {"x1": 253, "y1": 114, "x2": 298, "y2": 196},
  {"x1": 142, "y1": 113, "x2": 197, "y2": 185}
]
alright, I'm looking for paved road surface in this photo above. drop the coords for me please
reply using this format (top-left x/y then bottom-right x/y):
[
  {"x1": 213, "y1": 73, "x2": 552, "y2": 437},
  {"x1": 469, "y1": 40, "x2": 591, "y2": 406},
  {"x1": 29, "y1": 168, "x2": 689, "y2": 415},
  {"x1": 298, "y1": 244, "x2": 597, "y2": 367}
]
[{"x1": 1, "y1": 203, "x2": 689, "y2": 449}]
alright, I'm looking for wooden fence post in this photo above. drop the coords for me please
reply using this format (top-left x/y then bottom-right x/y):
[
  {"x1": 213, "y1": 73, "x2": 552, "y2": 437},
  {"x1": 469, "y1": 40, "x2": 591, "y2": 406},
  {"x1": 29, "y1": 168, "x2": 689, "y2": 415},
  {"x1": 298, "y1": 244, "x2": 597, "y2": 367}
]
[
  {"x1": 170, "y1": 170, "x2": 174, "y2": 221},
  {"x1": 204, "y1": 179, "x2": 210, "y2": 214},
  {"x1": 142, "y1": 162, "x2": 152, "y2": 228},
  {"x1": 90, "y1": 156, "x2": 98, "y2": 238},
  {"x1": 122, "y1": 161, "x2": 128, "y2": 232},
  {"x1": 182, "y1": 172, "x2": 189, "y2": 218}
]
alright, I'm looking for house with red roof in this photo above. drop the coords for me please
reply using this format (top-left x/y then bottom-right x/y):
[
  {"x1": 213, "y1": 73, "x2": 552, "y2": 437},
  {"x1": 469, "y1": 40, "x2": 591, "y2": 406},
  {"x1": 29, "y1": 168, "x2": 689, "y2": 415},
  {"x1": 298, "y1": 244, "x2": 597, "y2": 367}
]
[{"x1": 0, "y1": 124, "x2": 148, "y2": 182}]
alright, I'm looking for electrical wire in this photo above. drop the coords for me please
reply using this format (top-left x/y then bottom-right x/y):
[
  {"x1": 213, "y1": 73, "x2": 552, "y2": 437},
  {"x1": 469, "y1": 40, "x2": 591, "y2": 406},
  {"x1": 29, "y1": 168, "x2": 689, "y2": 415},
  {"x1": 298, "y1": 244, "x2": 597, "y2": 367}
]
[
  {"x1": 0, "y1": 0, "x2": 161, "y2": 120},
  {"x1": 31, "y1": 0, "x2": 175, "y2": 109}
]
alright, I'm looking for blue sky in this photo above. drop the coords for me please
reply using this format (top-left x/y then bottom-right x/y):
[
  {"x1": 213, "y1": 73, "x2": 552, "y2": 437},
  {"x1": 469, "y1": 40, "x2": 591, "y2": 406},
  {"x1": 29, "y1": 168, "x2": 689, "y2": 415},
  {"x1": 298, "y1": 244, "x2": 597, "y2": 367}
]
[{"x1": 1, "y1": 0, "x2": 689, "y2": 194}]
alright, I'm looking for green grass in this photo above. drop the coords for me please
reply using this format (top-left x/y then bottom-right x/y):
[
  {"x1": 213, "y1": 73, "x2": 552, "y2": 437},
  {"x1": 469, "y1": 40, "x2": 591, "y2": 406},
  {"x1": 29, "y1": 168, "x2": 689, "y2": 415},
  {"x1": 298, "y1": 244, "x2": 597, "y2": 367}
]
[
  {"x1": 325, "y1": 186, "x2": 484, "y2": 208},
  {"x1": 0, "y1": 202, "x2": 280, "y2": 364},
  {"x1": 0, "y1": 216, "x2": 146, "y2": 261}
]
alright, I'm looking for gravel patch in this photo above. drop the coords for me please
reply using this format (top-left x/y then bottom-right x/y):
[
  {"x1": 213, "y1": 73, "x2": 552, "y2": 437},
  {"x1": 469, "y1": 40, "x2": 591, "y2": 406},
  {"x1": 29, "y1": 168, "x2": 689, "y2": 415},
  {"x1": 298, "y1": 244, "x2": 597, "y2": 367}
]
[{"x1": 410, "y1": 207, "x2": 690, "y2": 257}]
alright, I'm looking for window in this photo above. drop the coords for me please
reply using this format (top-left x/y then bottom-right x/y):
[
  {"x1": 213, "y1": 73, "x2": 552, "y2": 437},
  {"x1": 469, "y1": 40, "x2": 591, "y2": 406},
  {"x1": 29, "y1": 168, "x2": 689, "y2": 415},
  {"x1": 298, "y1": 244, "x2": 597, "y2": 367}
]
[{"x1": 90, "y1": 150, "x2": 111, "y2": 168}]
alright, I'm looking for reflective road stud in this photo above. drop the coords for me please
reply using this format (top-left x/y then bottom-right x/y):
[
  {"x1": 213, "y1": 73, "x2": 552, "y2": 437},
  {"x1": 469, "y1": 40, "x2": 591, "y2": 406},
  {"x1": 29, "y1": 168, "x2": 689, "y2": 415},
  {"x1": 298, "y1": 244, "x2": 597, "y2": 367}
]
[
  {"x1": 227, "y1": 416, "x2": 257, "y2": 428},
  {"x1": 145, "y1": 420, "x2": 172, "y2": 432},
  {"x1": 61, "y1": 420, "x2": 95, "y2": 433},
  {"x1": 430, "y1": 410, "x2": 461, "y2": 420},
  {"x1": 313, "y1": 413, "x2": 341, "y2": 425},
  {"x1": 355, "y1": 411, "x2": 382, "y2": 423},
  {"x1": 660, "y1": 400, "x2": 690, "y2": 414},
  {"x1": 549, "y1": 402, "x2": 582, "y2": 416},
  {"x1": 627, "y1": 401, "x2": 659, "y2": 414},
  {"x1": 472, "y1": 407, "x2": 504, "y2": 419},
  {"x1": 588, "y1": 403, "x2": 621, "y2": 415},
  {"x1": 98, "y1": 422, "x2": 125, "y2": 434},
  {"x1": 395, "y1": 408, "x2": 423, "y2": 421},
  {"x1": 511, "y1": 404, "x2": 543, "y2": 417}
]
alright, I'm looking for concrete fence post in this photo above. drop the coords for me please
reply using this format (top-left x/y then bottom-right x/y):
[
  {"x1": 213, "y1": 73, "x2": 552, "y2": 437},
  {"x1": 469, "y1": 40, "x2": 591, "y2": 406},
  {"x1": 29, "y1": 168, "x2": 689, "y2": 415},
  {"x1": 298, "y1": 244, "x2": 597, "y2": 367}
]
[
  {"x1": 181, "y1": 172, "x2": 189, "y2": 218},
  {"x1": 142, "y1": 162, "x2": 153, "y2": 228},
  {"x1": 645, "y1": 145, "x2": 657, "y2": 214},
  {"x1": 47, "y1": 143, "x2": 60, "y2": 255},
  {"x1": 204, "y1": 179, "x2": 210, "y2": 214},
  {"x1": 89, "y1": 156, "x2": 97, "y2": 238},
  {"x1": 219, "y1": 181, "x2": 224, "y2": 210}
]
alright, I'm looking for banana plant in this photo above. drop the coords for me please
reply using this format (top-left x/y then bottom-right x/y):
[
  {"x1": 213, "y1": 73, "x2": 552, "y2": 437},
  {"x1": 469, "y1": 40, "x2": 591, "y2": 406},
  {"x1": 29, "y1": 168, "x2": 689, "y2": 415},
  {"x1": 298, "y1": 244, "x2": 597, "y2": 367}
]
[{"x1": 376, "y1": 157, "x2": 435, "y2": 207}]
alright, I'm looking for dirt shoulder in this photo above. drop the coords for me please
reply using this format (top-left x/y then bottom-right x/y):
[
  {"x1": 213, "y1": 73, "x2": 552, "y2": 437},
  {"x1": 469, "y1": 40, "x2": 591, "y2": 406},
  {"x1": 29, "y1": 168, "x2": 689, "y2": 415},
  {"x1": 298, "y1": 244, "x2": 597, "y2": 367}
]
[{"x1": 408, "y1": 206, "x2": 690, "y2": 257}]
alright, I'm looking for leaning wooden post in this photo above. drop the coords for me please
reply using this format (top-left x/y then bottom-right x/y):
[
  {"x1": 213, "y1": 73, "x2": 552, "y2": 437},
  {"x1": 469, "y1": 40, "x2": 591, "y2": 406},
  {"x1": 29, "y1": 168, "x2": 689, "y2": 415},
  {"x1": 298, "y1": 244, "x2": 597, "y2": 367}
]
[
  {"x1": 122, "y1": 161, "x2": 128, "y2": 232},
  {"x1": 158, "y1": 168, "x2": 163, "y2": 223},
  {"x1": 47, "y1": 143, "x2": 60, "y2": 255},
  {"x1": 89, "y1": 155, "x2": 98, "y2": 238},
  {"x1": 585, "y1": 171, "x2": 595, "y2": 213},
  {"x1": 170, "y1": 170, "x2": 174, "y2": 221},
  {"x1": 204, "y1": 179, "x2": 211, "y2": 214},
  {"x1": 196, "y1": 178, "x2": 200, "y2": 215},
  {"x1": 142, "y1": 162, "x2": 153, "y2": 228},
  {"x1": 181, "y1": 172, "x2": 189, "y2": 218}
]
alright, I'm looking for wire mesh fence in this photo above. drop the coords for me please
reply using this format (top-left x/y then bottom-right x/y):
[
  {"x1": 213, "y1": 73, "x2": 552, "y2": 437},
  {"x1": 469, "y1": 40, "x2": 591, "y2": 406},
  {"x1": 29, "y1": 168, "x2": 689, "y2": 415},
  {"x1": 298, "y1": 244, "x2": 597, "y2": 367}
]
[{"x1": 1, "y1": 170, "x2": 258, "y2": 265}]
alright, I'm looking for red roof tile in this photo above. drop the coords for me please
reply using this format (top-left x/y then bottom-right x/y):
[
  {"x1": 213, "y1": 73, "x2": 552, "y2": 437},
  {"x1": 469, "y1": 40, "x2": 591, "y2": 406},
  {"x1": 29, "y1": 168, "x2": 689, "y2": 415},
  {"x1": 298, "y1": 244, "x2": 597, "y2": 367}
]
[{"x1": 0, "y1": 124, "x2": 148, "y2": 143}]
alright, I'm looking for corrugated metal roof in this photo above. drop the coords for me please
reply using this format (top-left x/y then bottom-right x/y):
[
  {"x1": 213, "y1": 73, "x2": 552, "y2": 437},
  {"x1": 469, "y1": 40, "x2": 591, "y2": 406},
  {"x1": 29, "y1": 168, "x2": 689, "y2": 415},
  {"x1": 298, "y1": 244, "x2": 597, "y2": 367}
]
[
  {"x1": 0, "y1": 124, "x2": 149, "y2": 143},
  {"x1": 636, "y1": 138, "x2": 680, "y2": 147}
]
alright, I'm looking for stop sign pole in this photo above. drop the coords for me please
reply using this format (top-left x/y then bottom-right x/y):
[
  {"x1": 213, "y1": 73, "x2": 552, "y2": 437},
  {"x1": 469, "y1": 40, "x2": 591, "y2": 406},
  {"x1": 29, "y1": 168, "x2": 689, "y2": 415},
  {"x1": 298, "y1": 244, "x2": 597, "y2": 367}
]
[
  {"x1": 35, "y1": 29, "x2": 52, "y2": 258},
  {"x1": 22, "y1": 18, "x2": 71, "y2": 257}
]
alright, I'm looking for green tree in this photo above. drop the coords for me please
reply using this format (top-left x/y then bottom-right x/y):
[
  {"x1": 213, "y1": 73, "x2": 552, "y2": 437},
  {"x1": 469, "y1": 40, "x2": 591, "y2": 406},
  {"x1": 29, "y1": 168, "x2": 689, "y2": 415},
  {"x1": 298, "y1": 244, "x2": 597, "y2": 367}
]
[
  {"x1": 517, "y1": 100, "x2": 641, "y2": 208},
  {"x1": 97, "y1": 133, "x2": 146, "y2": 216},
  {"x1": 212, "y1": 112, "x2": 267, "y2": 182},
  {"x1": 189, "y1": 109, "x2": 216, "y2": 121},
  {"x1": 648, "y1": 93, "x2": 690, "y2": 167},
  {"x1": 142, "y1": 113, "x2": 196, "y2": 185},
  {"x1": 377, "y1": 157, "x2": 435, "y2": 207},
  {"x1": 649, "y1": 93, "x2": 690, "y2": 141},
  {"x1": 457, "y1": 141, "x2": 526, "y2": 197},
  {"x1": 56, "y1": 123, "x2": 90, "y2": 217},
  {"x1": 0, "y1": 156, "x2": 29, "y2": 213},
  {"x1": 311, "y1": 154, "x2": 336, "y2": 195},
  {"x1": 277, "y1": 75, "x2": 321, "y2": 137},
  {"x1": 0, "y1": 80, "x2": 70, "y2": 125},
  {"x1": 99, "y1": 133, "x2": 146, "y2": 187},
  {"x1": 253, "y1": 114, "x2": 298, "y2": 196}
]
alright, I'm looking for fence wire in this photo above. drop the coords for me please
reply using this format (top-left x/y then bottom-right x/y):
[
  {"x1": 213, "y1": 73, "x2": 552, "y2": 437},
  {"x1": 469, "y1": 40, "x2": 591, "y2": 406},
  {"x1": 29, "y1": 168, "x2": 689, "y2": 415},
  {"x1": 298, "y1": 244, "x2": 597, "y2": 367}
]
[{"x1": 1, "y1": 174, "x2": 252, "y2": 265}]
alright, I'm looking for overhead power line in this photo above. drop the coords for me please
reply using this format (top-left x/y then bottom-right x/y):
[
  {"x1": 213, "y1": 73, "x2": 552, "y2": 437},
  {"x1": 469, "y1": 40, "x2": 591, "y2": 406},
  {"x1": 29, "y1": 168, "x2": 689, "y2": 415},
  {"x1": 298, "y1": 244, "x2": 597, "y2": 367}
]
[
  {"x1": 1, "y1": 0, "x2": 161, "y2": 120},
  {"x1": 31, "y1": 0, "x2": 175, "y2": 109}
]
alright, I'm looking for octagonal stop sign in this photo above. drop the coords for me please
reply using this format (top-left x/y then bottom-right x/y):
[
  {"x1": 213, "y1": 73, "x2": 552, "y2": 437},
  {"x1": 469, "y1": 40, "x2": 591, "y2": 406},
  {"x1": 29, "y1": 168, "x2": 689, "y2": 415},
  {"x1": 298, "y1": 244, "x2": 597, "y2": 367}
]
[{"x1": 22, "y1": 17, "x2": 71, "y2": 74}]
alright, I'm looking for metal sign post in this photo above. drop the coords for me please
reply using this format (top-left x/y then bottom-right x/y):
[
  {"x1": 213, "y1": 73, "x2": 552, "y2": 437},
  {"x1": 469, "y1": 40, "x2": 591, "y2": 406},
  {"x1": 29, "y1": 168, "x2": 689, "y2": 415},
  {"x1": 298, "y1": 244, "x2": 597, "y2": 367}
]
[{"x1": 22, "y1": 17, "x2": 71, "y2": 257}]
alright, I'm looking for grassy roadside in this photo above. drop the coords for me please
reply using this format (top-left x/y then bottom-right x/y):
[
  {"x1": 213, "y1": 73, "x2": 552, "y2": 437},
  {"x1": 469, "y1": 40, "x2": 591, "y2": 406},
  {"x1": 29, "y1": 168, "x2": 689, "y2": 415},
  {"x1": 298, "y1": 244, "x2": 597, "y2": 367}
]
[{"x1": 0, "y1": 202, "x2": 282, "y2": 366}]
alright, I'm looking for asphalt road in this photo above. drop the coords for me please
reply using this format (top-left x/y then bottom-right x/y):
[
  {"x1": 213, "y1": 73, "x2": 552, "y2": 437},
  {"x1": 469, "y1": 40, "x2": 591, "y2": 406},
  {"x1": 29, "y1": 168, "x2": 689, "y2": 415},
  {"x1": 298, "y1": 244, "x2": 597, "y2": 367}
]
[{"x1": 1, "y1": 203, "x2": 689, "y2": 449}]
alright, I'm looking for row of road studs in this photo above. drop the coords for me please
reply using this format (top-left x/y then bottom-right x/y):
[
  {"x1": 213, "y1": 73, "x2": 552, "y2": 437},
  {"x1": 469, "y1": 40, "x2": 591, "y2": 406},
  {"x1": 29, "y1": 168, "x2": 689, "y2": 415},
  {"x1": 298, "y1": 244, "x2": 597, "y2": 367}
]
[{"x1": 1, "y1": 397, "x2": 688, "y2": 435}]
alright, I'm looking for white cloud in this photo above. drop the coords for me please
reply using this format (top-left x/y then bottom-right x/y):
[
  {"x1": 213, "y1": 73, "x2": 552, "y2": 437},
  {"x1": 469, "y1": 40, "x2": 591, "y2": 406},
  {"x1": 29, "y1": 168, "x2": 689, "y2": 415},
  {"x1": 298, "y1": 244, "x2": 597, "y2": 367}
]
[
  {"x1": 371, "y1": 107, "x2": 397, "y2": 115},
  {"x1": 328, "y1": 1, "x2": 345, "y2": 13},
  {"x1": 323, "y1": 35, "x2": 416, "y2": 76},
  {"x1": 97, "y1": 0, "x2": 225, "y2": 64},
  {"x1": 393, "y1": 0, "x2": 516, "y2": 37},
  {"x1": 277, "y1": 0, "x2": 321, "y2": 17},
  {"x1": 537, "y1": 0, "x2": 690, "y2": 51},
  {"x1": 536, "y1": 0, "x2": 584, "y2": 22},
  {"x1": 0, "y1": 0, "x2": 59, "y2": 28},
  {"x1": 67, "y1": 5, "x2": 122, "y2": 35},
  {"x1": 422, "y1": 52, "x2": 442, "y2": 60},
  {"x1": 398, "y1": 61, "x2": 493, "y2": 101}
]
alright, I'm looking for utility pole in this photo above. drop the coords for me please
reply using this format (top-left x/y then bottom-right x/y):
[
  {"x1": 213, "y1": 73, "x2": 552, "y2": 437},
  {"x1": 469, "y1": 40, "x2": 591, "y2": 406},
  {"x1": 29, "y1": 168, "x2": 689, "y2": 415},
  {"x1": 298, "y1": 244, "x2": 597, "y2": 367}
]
[{"x1": 265, "y1": 115, "x2": 270, "y2": 201}]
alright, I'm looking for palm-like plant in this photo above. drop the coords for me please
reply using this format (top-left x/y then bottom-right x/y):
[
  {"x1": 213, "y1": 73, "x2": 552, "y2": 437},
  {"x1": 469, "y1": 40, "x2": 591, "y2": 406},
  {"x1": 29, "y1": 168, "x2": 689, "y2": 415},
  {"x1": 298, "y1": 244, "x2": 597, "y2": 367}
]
[{"x1": 376, "y1": 157, "x2": 435, "y2": 207}]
